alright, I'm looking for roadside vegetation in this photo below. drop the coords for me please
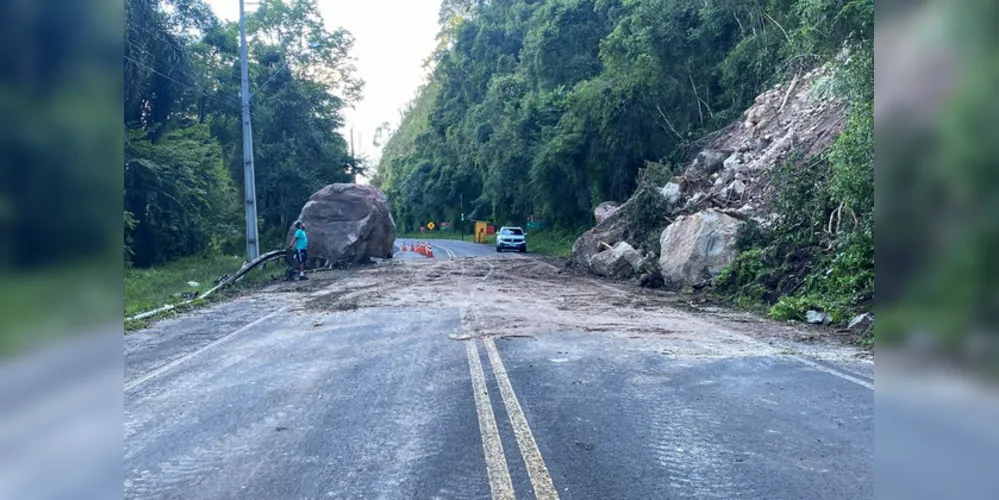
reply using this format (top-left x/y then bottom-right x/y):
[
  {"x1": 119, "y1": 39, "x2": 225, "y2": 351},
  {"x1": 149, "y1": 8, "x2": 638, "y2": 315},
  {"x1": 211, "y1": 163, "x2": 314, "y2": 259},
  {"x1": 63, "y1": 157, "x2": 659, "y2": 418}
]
[
  {"x1": 122, "y1": 0, "x2": 363, "y2": 322},
  {"x1": 125, "y1": 0, "x2": 362, "y2": 269},
  {"x1": 376, "y1": 0, "x2": 873, "y2": 341},
  {"x1": 524, "y1": 230, "x2": 580, "y2": 258},
  {"x1": 126, "y1": 254, "x2": 254, "y2": 317}
]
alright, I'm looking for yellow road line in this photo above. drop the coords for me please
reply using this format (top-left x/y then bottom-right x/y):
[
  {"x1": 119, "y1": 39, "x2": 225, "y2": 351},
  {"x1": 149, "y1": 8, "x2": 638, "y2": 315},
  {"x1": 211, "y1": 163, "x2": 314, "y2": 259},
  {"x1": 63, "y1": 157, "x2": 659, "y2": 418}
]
[
  {"x1": 483, "y1": 337, "x2": 560, "y2": 500},
  {"x1": 466, "y1": 340, "x2": 516, "y2": 499}
]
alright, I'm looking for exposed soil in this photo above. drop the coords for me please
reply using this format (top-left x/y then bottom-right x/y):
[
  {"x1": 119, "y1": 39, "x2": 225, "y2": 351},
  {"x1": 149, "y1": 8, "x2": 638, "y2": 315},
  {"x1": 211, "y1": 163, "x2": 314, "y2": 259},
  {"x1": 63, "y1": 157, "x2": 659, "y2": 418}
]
[{"x1": 282, "y1": 256, "x2": 868, "y2": 362}]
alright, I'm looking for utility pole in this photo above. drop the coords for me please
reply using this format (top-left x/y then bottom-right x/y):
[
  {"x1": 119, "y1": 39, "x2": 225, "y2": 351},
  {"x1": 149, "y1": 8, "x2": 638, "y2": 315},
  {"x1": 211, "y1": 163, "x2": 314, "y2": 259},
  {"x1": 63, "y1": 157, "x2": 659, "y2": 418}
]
[
  {"x1": 460, "y1": 193, "x2": 464, "y2": 242},
  {"x1": 239, "y1": 0, "x2": 260, "y2": 261},
  {"x1": 349, "y1": 128, "x2": 356, "y2": 182}
]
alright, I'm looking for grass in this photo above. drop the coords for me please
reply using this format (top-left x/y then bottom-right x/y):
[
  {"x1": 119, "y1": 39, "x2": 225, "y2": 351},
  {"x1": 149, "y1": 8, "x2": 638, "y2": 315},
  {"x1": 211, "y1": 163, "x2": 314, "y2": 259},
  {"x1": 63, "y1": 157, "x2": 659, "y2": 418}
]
[
  {"x1": 124, "y1": 253, "x2": 274, "y2": 319},
  {"x1": 522, "y1": 230, "x2": 580, "y2": 258},
  {"x1": 399, "y1": 229, "x2": 580, "y2": 258}
]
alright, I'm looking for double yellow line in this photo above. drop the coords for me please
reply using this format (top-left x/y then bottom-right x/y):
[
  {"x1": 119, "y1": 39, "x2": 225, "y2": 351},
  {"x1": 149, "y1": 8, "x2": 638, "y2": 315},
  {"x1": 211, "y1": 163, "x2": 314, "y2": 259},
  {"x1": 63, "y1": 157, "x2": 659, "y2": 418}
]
[{"x1": 466, "y1": 337, "x2": 560, "y2": 500}]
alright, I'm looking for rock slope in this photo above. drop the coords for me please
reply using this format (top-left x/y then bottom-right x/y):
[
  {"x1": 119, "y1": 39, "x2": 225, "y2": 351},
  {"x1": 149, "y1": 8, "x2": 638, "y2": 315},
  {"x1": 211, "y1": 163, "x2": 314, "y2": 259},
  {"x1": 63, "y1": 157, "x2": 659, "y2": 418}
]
[{"x1": 572, "y1": 65, "x2": 847, "y2": 285}]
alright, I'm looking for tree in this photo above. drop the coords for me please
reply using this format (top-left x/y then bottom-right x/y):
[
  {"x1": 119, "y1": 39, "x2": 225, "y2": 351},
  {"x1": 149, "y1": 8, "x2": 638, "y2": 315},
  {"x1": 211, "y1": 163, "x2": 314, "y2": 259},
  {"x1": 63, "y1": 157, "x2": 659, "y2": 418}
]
[
  {"x1": 124, "y1": 0, "x2": 362, "y2": 266},
  {"x1": 378, "y1": 0, "x2": 815, "y2": 230}
]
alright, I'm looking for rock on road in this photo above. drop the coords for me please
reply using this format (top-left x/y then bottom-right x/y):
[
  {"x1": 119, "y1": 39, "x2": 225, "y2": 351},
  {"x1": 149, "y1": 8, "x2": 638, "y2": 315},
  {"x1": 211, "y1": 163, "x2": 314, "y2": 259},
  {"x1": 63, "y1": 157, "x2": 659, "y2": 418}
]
[{"x1": 123, "y1": 240, "x2": 887, "y2": 499}]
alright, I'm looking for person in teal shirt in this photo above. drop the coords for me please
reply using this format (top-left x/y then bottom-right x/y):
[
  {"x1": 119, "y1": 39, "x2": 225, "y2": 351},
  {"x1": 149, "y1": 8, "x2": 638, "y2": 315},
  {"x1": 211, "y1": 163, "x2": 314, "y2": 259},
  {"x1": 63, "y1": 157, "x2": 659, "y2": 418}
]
[{"x1": 286, "y1": 221, "x2": 309, "y2": 280}]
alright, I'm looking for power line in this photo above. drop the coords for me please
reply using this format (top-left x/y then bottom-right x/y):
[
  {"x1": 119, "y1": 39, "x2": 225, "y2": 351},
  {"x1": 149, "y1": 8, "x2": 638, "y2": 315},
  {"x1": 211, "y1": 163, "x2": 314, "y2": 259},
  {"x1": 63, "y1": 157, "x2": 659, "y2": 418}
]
[
  {"x1": 124, "y1": 53, "x2": 242, "y2": 114},
  {"x1": 252, "y1": 60, "x2": 292, "y2": 98},
  {"x1": 125, "y1": 20, "x2": 189, "y2": 55},
  {"x1": 126, "y1": 15, "x2": 304, "y2": 108},
  {"x1": 124, "y1": 38, "x2": 247, "y2": 116},
  {"x1": 125, "y1": 26, "x2": 284, "y2": 116}
]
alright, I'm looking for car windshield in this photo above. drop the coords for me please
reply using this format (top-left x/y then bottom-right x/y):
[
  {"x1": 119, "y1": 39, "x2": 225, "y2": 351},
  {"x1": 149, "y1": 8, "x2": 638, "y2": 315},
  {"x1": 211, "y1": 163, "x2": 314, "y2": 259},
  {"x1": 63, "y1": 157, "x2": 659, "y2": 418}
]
[{"x1": 502, "y1": 228, "x2": 523, "y2": 236}]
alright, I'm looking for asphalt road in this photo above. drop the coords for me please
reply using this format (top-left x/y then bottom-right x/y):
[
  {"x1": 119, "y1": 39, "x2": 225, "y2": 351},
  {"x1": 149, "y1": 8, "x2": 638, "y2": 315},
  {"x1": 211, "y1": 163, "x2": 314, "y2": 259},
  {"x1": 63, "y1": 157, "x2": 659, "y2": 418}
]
[
  {"x1": 393, "y1": 238, "x2": 508, "y2": 259},
  {"x1": 122, "y1": 245, "x2": 887, "y2": 499}
]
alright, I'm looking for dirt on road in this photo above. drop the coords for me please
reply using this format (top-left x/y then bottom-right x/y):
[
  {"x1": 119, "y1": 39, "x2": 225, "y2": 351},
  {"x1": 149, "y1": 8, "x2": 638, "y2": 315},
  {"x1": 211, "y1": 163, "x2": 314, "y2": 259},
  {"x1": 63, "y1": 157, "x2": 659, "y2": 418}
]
[{"x1": 256, "y1": 256, "x2": 868, "y2": 363}]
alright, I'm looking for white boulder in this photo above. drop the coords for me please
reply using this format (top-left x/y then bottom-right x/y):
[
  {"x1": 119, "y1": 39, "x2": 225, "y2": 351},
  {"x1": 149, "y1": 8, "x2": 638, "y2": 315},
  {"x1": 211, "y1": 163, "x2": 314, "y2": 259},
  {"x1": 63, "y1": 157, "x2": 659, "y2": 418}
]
[{"x1": 658, "y1": 210, "x2": 743, "y2": 286}]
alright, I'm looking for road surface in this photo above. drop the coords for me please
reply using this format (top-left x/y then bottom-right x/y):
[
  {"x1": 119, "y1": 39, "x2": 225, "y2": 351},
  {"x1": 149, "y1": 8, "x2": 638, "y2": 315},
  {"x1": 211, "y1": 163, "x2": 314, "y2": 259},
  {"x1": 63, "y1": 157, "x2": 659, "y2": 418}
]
[
  {"x1": 393, "y1": 238, "x2": 504, "y2": 259},
  {"x1": 124, "y1": 240, "x2": 888, "y2": 499}
]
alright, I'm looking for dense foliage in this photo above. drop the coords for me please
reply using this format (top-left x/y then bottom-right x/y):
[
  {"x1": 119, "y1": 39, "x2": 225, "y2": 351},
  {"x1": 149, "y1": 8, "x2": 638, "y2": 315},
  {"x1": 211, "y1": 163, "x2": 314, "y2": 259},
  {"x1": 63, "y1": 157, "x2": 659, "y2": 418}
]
[
  {"x1": 379, "y1": 0, "x2": 874, "y2": 330},
  {"x1": 377, "y1": 0, "x2": 843, "y2": 232},
  {"x1": 715, "y1": 0, "x2": 874, "y2": 330},
  {"x1": 124, "y1": 0, "x2": 361, "y2": 267}
]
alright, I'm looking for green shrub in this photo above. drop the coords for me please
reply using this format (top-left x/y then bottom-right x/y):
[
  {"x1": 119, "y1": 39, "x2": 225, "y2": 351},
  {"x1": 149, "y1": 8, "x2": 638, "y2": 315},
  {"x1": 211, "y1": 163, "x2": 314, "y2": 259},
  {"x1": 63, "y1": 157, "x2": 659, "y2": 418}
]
[
  {"x1": 769, "y1": 295, "x2": 814, "y2": 321},
  {"x1": 715, "y1": 248, "x2": 767, "y2": 304},
  {"x1": 621, "y1": 161, "x2": 677, "y2": 255}
]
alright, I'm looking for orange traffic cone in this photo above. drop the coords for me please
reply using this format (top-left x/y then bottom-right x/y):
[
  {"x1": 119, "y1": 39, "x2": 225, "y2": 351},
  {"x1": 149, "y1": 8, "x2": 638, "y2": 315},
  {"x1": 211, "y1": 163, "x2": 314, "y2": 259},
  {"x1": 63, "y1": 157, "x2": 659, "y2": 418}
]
[
  {"x1": 401, "y1": 243, "x2": 408, "y2": 252},
  {"x1": 427, "y1": 243, "x2": 434, "y2": 258}
]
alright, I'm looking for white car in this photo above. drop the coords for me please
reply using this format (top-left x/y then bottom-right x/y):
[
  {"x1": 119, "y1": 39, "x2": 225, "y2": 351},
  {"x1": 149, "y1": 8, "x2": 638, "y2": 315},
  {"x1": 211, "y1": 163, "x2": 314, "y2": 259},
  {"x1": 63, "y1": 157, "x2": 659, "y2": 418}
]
[{"x1": 496, "y1": 226, "x2": 527, "y2": 253}]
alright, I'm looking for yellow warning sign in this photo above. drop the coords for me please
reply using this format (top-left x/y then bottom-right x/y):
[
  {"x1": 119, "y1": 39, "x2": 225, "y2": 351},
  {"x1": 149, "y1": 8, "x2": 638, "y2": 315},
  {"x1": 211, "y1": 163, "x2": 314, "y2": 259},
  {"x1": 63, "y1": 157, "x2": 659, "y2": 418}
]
[{"x1": 427, "y1": 221, "x2": 436, "y2": 231}]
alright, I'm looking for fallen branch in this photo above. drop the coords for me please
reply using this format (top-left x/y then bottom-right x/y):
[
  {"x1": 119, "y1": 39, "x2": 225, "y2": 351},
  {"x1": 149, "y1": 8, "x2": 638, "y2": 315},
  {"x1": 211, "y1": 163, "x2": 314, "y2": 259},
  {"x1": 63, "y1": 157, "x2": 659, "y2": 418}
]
[
  {"x1": 203, "y1": 249, "x2": 287, "y2": 297},
  {"x1": 717, "y1": 208, "x2": 751, "y2": 220},
  {"x1": 126, "y1": 248, "x2": 286, "y2": 323},
  {"x1": 826, "y1": 201, "x2": 844, "y2": 239},
  {"x1": 836, "y1": 202, "x2": 843, "y2": 234},
  {"x1": 689, "y1": 74, "x2": 705, "y2": 125},
  {"x1": 656, "y1": 105, "x2": 684, "y2": 140},
  {"x1": 826, "y1": 204, "x2": 837, "y2": 236},
  {"x1": 763, "y1": 12, "x2": 791, "y2": 44},
  {"x1": 129, "y1": 303, "x2": 179, "y2": 322},
  {"x1": 778, "y1": 71, "x2": 801, "y2": 113}
]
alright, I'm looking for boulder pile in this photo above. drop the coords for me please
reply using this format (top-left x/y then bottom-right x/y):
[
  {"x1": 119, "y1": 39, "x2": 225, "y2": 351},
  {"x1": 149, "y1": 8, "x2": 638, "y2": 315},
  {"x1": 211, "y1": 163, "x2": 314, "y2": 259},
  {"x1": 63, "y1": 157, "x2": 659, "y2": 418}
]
[{"x1": 571, "y1": 64, "x2": 846, "y2": 287}]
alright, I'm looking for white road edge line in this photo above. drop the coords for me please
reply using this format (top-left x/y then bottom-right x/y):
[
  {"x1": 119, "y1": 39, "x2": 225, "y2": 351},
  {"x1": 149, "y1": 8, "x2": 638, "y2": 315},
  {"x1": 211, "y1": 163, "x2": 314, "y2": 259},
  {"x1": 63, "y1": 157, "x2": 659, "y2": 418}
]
[
  {"x1": 792, "y1": 356, "x2": 874, "y2": 391},
  {"x1": 124, "y1": 308, "x2": 288, "y2": 392},
  {"x1": 556, "y1": 266, "x2": 874, "y2": 392},
  {"x1": 483, "y1": 337, "x2": 561, "y2": 500},
  {"x1": 466, "y1": 339, "x2": 516, "y2": 500}
]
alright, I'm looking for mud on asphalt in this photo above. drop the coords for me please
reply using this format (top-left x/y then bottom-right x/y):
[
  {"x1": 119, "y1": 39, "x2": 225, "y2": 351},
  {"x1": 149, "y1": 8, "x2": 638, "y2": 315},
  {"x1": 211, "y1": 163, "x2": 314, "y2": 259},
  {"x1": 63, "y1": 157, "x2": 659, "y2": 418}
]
[{"x1": 243, "y1": 256, "x2": 869, "y2": 363}]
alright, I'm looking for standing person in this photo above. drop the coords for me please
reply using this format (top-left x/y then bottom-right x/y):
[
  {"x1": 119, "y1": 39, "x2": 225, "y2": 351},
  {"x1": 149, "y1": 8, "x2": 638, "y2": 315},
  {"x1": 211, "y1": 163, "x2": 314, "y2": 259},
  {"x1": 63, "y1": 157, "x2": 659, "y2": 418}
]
[{"x1": 287, "y1": 221, "x2": 309, "y2": 281}]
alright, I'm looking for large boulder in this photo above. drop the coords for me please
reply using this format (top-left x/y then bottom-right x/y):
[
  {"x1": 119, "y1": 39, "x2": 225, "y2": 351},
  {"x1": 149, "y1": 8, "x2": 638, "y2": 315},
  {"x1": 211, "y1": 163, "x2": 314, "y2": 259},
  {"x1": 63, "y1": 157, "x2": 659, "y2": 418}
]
[
  {"x1": 593, "y1": 201, "x2": 621, "y2": 224},
  {"x1": 660, "y1": 182, "x2": 682, "y2": 210},
  {"x1": 687, "y1": 150, "x2": 732, "y2": 178},
  {"x1": 658, "y1": 210, "x2": 742, "y2": 286},
  {"x1": 589, "y1": 242, "x2": 644, "y2": 279},
  {"x1": 288, "y1": 183, "x2": 396, "y2": 263},
  {"x1": 720, "y1": 179, "x2": 747, "y2": 201},
  {"x1": 570, "y1": 202, "x2": 628, "y2": 270}
]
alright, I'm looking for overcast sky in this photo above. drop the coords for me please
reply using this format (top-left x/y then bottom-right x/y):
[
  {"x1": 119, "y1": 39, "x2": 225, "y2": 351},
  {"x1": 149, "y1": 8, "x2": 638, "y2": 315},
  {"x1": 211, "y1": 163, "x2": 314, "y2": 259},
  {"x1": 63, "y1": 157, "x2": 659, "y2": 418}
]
[{"x1": 205, "y1": 0, "x2": 440, "y2": 166}]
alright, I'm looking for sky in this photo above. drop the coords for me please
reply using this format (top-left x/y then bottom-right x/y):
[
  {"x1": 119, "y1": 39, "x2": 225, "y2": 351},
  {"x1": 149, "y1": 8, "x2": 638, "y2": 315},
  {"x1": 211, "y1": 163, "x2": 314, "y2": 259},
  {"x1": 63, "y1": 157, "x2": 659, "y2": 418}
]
[{"x1": 205, "y1": 0, "x2": 441, "y2": 168}]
